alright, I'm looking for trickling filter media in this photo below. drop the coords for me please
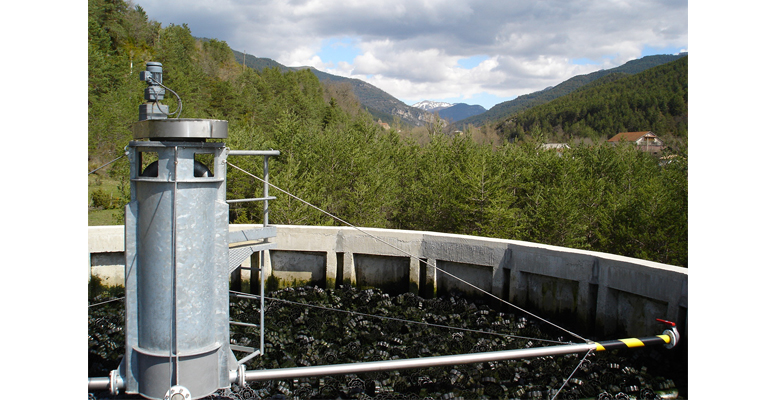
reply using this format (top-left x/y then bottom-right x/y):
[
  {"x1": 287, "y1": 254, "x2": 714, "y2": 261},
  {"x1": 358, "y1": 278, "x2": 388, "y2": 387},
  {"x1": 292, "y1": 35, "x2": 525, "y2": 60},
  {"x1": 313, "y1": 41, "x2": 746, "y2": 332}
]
[{"x1": 89, "y1": 284, "x2": 684, "y2": 399}]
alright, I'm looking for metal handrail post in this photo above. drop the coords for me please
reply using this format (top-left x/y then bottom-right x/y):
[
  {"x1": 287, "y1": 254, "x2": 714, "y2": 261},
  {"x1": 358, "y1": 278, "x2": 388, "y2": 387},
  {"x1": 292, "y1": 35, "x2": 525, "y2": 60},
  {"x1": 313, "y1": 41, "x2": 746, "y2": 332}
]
[
  {"x1": 225, "y1": 148, "x2": 280, "y2": 366},
  {"x1": 260, "y1": 154, "x2": 269, "y2": 358}
]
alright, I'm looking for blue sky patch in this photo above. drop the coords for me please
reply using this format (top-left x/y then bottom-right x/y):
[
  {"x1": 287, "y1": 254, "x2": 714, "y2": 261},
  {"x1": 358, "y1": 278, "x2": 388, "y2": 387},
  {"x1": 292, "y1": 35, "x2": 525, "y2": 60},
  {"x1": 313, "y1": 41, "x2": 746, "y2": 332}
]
[
  {"x1": 318, "y1": 37, "x2": 361, "y2": 65},
  {"x1": 570, "y1": 57, "x2": 603, "y2": 66},
  {"x1": 457, "y1": 55, "x2": 489, "y2": 69},
  {"x1": 641, "y1": 44, "x2": 687, "y2": 56}
]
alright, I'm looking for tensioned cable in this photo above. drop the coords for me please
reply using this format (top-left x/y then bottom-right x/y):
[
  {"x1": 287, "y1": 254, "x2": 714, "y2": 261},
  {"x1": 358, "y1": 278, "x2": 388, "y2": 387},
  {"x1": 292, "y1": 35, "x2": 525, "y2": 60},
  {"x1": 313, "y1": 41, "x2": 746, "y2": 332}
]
[
  {"x1": 230, "y1": 290, "x2": 570, "y2": 346},
  {"x1": 549, "y1": 349, "x2": 593, "y2": 400},
  {"x1": 227, "y1": 161, "x2": 589, "y2": 344},
  {"x1": 88, "y1": 296, "x2": 125, "y2": 308},
  {"x1": 89, "y1": 154, "x2": 125, "y2": 175}
]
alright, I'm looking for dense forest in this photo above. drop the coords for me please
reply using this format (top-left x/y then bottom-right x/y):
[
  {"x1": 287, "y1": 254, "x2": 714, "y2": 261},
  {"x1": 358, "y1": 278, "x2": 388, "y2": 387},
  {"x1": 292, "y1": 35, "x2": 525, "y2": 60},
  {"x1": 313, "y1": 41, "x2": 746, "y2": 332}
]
[
  {"x1": 458, "y1": 53, "x2": 686, "y2": 127},
  {"x1": 89, "y1": 0, "x2": 688, "y2": 267},
  {"x1": 495, "y1": 57, "x2": 688, "y2": 146}
]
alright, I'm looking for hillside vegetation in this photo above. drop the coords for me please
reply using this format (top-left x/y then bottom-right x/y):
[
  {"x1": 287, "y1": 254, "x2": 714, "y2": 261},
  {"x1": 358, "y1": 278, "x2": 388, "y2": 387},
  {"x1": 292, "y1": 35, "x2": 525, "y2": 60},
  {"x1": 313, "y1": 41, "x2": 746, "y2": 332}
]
[
  {"x1": 89, "y1": 0, "x2": 687, "y2": 266},
  {"x1": 496, "y1": 57, "x2": 688, "y2": 146},
  {"x1": 459, "y1": 54, "x2": 686, "y2": 127},
  {"x1": 233, "y1": 50, "x2": 434, "y2": 127}
]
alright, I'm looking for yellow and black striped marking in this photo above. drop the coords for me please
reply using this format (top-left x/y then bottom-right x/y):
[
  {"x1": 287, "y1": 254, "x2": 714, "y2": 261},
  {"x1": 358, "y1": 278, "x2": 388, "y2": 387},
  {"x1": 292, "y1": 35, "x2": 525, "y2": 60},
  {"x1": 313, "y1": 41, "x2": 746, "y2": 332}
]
[{"x1": 595, "y1": 335, "x2": 671, "y2": 352}]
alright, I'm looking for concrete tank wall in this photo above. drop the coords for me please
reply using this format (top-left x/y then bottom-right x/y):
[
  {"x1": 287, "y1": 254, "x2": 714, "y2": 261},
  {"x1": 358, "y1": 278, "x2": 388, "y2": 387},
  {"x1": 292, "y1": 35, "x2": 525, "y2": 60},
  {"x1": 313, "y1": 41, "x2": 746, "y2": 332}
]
[{"x1": 89, "y1": 224, "x2": 688, "y2": 339}]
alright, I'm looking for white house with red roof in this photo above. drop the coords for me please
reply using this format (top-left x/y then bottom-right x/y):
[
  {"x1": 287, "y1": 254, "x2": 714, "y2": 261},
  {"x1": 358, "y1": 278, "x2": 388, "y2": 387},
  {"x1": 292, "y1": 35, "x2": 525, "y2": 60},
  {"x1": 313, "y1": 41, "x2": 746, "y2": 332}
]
[{"x1": 607, "y1": 131, "x2": 664, "y2": 154}]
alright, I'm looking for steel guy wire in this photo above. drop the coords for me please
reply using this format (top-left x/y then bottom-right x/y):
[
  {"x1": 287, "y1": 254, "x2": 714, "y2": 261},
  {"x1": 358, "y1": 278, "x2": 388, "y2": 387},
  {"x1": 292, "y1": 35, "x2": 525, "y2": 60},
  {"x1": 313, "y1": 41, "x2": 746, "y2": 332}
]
[
  {"x1": 550, "y1": 349, "x2": 593, "y2": 400},
  {"x1": 89, "y1": 154, "x2": 126, "y2": 175},
  {"x1": 227, "y1": 161, "x2": 589, "y2": 344},
  {"x1": 88, "y1": 296, "x2": 125, "y2": 308},
  {"x1": 230, "y1": 290, "x2": 570, "y2": 346}
]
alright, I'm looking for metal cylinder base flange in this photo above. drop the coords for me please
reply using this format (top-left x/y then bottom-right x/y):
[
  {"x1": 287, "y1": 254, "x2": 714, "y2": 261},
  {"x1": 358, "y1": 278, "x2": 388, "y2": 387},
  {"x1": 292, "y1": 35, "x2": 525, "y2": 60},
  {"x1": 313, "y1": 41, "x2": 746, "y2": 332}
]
[{"x1": 164, "y1": 385, "x2": 192, "y2": 400}]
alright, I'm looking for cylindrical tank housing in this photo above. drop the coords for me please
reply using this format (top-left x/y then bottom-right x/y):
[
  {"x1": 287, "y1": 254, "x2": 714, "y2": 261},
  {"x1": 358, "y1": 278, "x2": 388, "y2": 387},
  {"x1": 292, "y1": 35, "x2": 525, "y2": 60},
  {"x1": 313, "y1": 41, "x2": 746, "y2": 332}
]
[{"x1": 122, "y1": 121, "x2": 233, "y2": 400}]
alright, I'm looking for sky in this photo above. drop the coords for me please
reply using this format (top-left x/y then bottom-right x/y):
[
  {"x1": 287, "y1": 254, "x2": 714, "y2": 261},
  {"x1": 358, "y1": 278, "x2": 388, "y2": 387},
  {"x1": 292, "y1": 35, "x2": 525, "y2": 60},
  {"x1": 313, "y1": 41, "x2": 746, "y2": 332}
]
[{"x1": 132, "y1": 0, "x2": 688, "y2": 110}]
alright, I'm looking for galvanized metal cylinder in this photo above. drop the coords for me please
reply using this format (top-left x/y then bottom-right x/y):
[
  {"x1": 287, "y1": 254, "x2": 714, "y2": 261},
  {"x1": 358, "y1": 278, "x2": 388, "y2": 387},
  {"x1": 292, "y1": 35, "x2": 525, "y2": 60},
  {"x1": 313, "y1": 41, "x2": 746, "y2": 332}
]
[
  {"x1": 134, "y1": 153, "x2": 221, "y2": 352},
  {"x1": 122, "y1": 123, "x2": 233, "y2": 400}
]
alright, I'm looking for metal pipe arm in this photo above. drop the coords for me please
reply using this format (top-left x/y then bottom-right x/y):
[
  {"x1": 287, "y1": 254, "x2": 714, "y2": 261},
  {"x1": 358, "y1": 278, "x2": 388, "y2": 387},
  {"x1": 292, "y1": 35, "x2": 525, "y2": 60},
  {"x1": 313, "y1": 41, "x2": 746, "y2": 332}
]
[
  {"x1": 87, "y1": 377, "x2": 110, "y2": 391},
  {"x1": 240, "y1": 343, "x2": 596, "y2": 382},
  {"x1": 89, "y1": 331, "x2": 677, "y2": 393},
  {"x1": 88, "y1": 370, "x2": 124, "y2": 394},
  {"x1": 227, "y1": 150, "x2": 280, "y2": 156},
  {"x1": 237, "y1": 331, "x2": 676, "y2": 383}
]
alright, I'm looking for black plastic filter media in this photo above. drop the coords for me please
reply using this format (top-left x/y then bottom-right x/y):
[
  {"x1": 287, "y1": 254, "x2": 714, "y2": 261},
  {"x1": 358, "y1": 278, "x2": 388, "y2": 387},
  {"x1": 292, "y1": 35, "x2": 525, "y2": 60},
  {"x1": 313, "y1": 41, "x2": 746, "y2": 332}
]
[{"x1": 89, "y1": 285, "x2": 684, "y2": 399}]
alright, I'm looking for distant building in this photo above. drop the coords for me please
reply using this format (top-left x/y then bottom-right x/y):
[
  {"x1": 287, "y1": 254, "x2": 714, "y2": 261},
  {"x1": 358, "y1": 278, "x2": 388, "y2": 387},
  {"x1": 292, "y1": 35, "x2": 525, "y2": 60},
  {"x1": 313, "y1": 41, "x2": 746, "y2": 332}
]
[
  {"x1": 539, "y1": 143, "x2": 571, "y2": 151},
  {"x1": 537, "y1": 143, "x2": 571, "y2": 157},
  {"x1": 377, "y1": 119, "x2": 391, "y2": 130},
  {"x1": 607, "y1": 131, "x2": 663, "y2": 155}
]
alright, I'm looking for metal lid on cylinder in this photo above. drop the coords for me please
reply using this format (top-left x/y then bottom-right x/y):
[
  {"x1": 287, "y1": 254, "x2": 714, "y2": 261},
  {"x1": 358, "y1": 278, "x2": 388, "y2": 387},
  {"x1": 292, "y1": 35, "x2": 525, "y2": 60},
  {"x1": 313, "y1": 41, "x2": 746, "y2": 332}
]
[{"x1": 132, "y1": 118, "x2": 228, "y2": 140}]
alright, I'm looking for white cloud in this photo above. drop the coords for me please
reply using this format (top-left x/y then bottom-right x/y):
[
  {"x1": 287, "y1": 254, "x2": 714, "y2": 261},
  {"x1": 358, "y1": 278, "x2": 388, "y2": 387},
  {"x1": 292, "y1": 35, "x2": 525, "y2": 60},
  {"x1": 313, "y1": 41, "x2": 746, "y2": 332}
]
[
  {"x1": 280, "y1": 47, "x2": 323, "y2": 69},
  {"x1": 135, "y1": 0, "x2": 688, "y2": 109}
]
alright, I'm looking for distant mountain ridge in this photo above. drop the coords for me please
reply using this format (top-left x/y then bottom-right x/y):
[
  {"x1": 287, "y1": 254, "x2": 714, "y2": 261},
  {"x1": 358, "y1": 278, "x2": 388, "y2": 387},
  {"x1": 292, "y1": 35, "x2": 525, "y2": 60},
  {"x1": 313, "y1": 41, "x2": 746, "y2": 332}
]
[
  {"x1": 412, "y1": 100, "x2": 454, "y2": 112},
  {"x1": 439, "y1": 103, "x2": 487, "y2": 122},
  {"x1": 233, "y1": 50, "x2": 433, "y2": 126},
  {"x1": 411, "y1": 100, "x2": 487, "y2": 122},
  {"x1": 495, "y1": 56, "x2": 688, "y2": 141},
  {"x1": 232, "y1": 49, "x2": 687, "y2": 129},
  {"x1": 457, "y1": 53, "x2": 688, "y2": 126}
]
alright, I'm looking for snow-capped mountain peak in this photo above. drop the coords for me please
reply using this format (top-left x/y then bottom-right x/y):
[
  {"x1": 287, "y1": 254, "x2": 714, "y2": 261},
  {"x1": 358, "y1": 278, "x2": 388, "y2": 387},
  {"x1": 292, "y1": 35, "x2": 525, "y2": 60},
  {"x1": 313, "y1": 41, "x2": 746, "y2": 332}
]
[{"x1": 412, "y1": 100, "x2": 455, "y2": 112}]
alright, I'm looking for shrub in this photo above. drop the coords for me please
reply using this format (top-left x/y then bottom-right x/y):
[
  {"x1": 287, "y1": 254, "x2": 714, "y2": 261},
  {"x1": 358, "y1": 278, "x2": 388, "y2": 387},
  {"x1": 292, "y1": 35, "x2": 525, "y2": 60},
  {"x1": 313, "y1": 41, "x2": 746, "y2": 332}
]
[{"x1": 91, "y1": 188, "x2": 119, "y2": 209}]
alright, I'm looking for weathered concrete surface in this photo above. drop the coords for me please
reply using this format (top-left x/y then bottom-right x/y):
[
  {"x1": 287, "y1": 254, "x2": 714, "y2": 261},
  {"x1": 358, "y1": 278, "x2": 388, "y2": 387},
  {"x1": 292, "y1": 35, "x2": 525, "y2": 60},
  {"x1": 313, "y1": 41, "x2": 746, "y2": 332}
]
[
  {"x1": 88, "y1": 226, "x2": 126, "y2": 286},
  {"x1": 270, "y1": 250, "x2": 326, "y2": 288},
  {"x1": 89, "y1": 224, "x2": 688, "y2": 338}
]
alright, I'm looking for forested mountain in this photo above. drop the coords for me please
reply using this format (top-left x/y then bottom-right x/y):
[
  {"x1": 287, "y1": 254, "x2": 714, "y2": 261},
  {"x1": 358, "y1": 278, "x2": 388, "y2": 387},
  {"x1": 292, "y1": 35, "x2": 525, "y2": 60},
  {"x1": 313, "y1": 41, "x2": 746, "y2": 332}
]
[
  {"x1": 229, "y1": 49, "x2": 685, "y2": 133},
  {"x1": 313, "y1": 68, "x2": 433, "y2": 127},
  {"x1": 88, "y1": 0, "x2": 687, "y2": 267},
  {"x1": 231, "y1": 50, "x2": 293, "y2": 73},
  {"x1": 496, "y1": 56, "x2": 688, "y2": 145},
  {"x1": 439, "y1": 103, "x2": 486, "y2": 122},
  {"x1": 232, "y1": 50, "x2": 434, "y2": 127},
  {"x1": 458, "y1": 53, "x2": 687, "y2": 127}
]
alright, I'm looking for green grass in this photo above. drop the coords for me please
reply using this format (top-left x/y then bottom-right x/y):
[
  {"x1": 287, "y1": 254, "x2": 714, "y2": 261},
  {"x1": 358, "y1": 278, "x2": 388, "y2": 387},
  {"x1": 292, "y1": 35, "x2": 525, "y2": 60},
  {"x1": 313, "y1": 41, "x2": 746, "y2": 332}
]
[
  {"x1": 88, "y1": 173, "x2": 125, "y2": 226},
  {"x1": 89, "y1": 208, "x2": 123, "y2": 226}
]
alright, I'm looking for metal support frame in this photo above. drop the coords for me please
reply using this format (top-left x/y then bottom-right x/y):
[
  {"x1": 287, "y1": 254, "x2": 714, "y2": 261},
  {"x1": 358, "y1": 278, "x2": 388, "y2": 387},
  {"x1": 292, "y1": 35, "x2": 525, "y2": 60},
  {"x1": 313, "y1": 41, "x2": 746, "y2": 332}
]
[{"x1": 225, "y1": 150, "x2": 280, "y2": 368}]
